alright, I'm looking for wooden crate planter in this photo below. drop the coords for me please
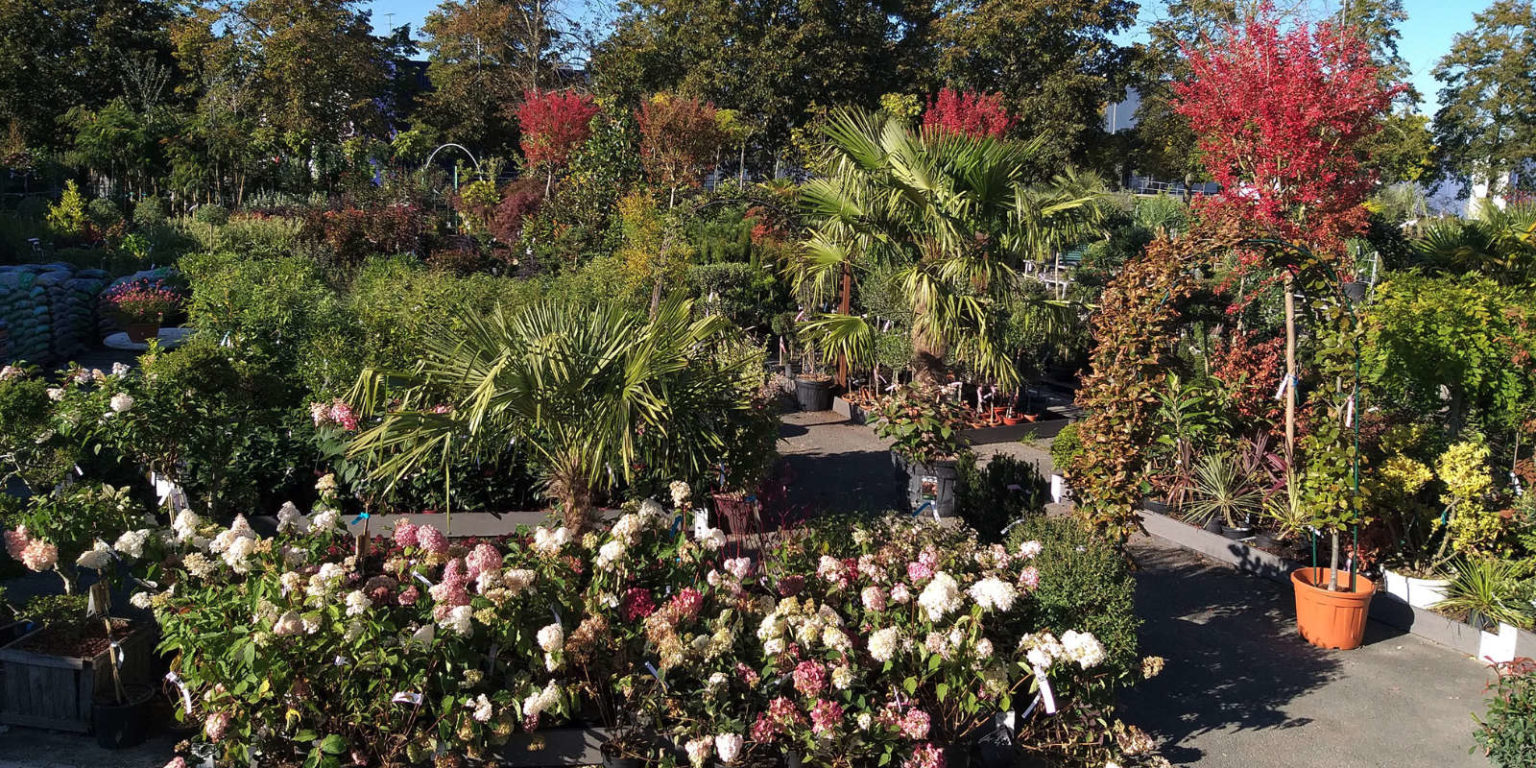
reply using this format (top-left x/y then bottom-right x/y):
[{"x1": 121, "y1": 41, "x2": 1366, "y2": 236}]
[{"x1": 0, "y1": 622, "x2": 156, "y2": 732}]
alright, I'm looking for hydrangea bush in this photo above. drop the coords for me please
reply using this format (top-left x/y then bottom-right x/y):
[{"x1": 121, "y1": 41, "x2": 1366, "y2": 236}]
[{"x1": 103, "y1": 484, "x2": 1156, "y2": 767}]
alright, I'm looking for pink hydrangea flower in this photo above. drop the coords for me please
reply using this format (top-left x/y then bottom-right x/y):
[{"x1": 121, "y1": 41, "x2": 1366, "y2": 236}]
[
  {"x1": 900, "y1": 709, "x2": 931, "y2": 740},
  {"x1": 861, "y1": 585, "x2": 888, "y2": 612},
  {"x1": 905, "y1": 743, "x2": 944, "y2": 768},
  {"x1": 465, "y1": 543, "x2": 501, "y2": 580},
  {"x1": 666, "y1": 587, "x2": 704, "y2": 622},
  {"x1": 3, "y1": 527, "x2": 28, "y2": 560},
  {"x1": 736, "y1": 662, "x2": 760, "y2": 687},
  {"x1": 20, "y1": 539, "x2": 58, "y2": 572},
  {"x1": 622, "y1": 587, "x2": 656, "y2": 622},
  {"x1": 204, "y1": 711, "x2": 231, "y2": 742},
  {"x1": 1018, "y1": 566, "x2": 1040, "y2": 591},
  {"x1": 809, "y1": 698, "x2": 843, "y2": 736},
  {"x1": 393, "y1": 520, "x2": 419, "y2": 549},
  {"x1": 397, "y1": 585, "x2": 420, "y2": 606},
  {"x1": 792, "y1": 660, "x2": 827, "y2": 696},
  {"x1": 417, "y1": 525, "x2": 448, "y2": 555},
  {"x1": 429, "y1": 559, "x2": 471, "y2": 607}
]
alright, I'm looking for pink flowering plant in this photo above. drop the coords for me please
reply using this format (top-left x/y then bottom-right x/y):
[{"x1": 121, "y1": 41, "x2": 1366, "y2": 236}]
[
  {"x1": 102, "y1": 278, "x2": 181, "y2": 324},
  {"x1": 151, "y1": 507, "x2": 585, "y2": 767}
]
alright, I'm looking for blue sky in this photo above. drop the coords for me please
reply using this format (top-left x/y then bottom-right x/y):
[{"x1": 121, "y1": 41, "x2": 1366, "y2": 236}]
[{"x1": 364, "y1": 0, "x2": 1495, "y2": 115}]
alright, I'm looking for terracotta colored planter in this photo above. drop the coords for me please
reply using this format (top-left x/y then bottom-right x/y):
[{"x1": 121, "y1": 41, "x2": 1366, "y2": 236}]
[
  {"x1": 1291, "y1": 568, "x2": 1375, "y2": 650},
  {"x1": 123, "y1": 323, "x2": 160, "y2": 343},
  {"x1": 1001, "y1": 415, "x2": 1023, "y2": 425}
]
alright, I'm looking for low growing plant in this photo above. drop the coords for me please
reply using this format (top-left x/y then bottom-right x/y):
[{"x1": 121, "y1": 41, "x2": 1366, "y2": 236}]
[
  {"x1": 873, "y1": 385, "x2": 970, "y2": 466},
  {"x1": 1474, "y1": 657, "x2": 1536, "y2": 767}
]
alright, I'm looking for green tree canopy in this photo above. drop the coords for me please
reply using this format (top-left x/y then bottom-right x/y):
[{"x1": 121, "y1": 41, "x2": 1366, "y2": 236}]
[{"x1": 1432, "y1": 0, "x2": 1536, "y2": 199}]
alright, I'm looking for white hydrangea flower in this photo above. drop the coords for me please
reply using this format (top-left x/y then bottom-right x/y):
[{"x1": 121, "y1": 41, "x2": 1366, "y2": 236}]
[
  {"x1": 670, "y1": 480, "x2": 691, "y2": 507},
  {"x1": 46, "y1": 387, "x2": 64, "y2": 401},
  {"x1": 307, "y1": 563, "x2": 346, "y2": 599},
  {"x1": 310, "y1": 508, "x2": 341, "y2": 534},
  {"x1": 917, "y1": 572, "x2": 962, "y2": 621},
  {"x1": 531, "y1": 526, "x2": 571, "y2": 556},
  {"x1": 595, "y1": 539, "x2": 627, "y2": 570},
  {"x1": 831, "y1": 665, "x2": 853, "y2": 690},
  {"x1": 280, "y1": 571, "x2": 305, "y2": 597},
  {"x1": 714, "y1": 733, "x2": 743, "y2": 764},
  {"x1": 129, "y1": 591, "x2": 153, "y2": 610},
  {"x1": 111, "y1": 362, "x2": 131, "y2": 377},
  {"x1": 273, "y1": 611, "x2": 305, "y2": 636},
  {"x1": 868, "y1": 627, "x2": 902, "y2": 662},
  {"x1": 75, "y1": 541, "x2": 114, "y2": 571},
  {"x1": 537, "y1": 623, "x2": 565, "y2": 653},
  {"x1": 276, "y1": 502, "x2": 310, "y2": 534},
  {"x1": 521, "y1": 681, "x2": 560, "y2": 719},
  {"x1": 345, "y1": 590, "x2": 372, "y2": 617},
  {"x1": 468, "y1": 694, "x2": 494, "y2": 723},
  {"x1": 504, "y1": 568, "x2": 537, "y2": 594},
  {"x1": 1017, "y1": 540, "x2": 1043, "y2": 559},
  {"x1": 109, "y1": 393, "x2": 135, "y2": 413},
  {"x1": 113, "y1": 529, "x2": 151, "y2": 560},
  {"x1": 182, "y1": 552, "x2": 216, "y2": 580},
  {"x1": 1062, "y1": 630, "x2": 1106, "y2": 669},
  {"x1": 172, "y1": 509, "x2": 203, "y2": 543},
  {"x1": 967, "y1": 577, "x2": 1018, "y2": 612},
  {"x1": 438, "y1": 605, "x2": 474, "y2": 636},
  {"x1": 697, "y1": 526, "x2": 726, "y2": 551},
  {"x1": 221, "y1": 536, "x2": 257, "y2": 574}
]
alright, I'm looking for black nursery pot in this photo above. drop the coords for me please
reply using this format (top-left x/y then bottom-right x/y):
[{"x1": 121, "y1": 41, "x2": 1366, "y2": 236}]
[
  {"x1": 93, "y1": 685, "x2": 155, "y2": 750},
  {"x1": 794, "y1": 377, "x2": 834, "y2": 411}
]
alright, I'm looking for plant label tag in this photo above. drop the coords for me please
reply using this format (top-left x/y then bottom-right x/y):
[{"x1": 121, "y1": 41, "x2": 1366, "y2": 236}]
[{"x1": 1032, "y1": 664, "x2": 1057, "y2": 714}]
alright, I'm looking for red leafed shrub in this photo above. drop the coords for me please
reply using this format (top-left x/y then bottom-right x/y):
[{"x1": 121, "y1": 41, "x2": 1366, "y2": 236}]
[
  {"x1": 637, "y1": 94, "x2": 724, "y2": 194},
  {"x1": 1172, "y1": 9, "x2": 1401, "y2": 253},
  {"x1": 490, "y1": 177, "x2": 546, "y2": 245},
  {"x1": 1209, "y1": 329, "x2": 1284, "y2": 431},
  {"x1": 301, "y1": 205, "x2": 428, "y2": 267},
  {"x1": 922, "y1": 88, "x2": 1015, "y2": 140},
  {"x1": 517, "y1": 89, "x2": 599, "y2": 170}
]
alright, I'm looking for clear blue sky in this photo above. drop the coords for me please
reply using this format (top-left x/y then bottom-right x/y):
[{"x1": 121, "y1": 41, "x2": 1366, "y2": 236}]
[{"x1": 364, "y1": 0, "x2": 1495, "y2": 115}]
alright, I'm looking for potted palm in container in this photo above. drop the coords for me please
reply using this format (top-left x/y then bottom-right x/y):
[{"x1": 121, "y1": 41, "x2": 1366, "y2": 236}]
[{"x1": 874, "y1": 385, "x2": 969, "y2": 517}]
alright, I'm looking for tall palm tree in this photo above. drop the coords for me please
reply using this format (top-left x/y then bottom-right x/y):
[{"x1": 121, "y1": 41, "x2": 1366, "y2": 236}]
[
  {"x1": 347, "y1": 297, "x2": 759, "y2": 531},
  {"x1": 788, "y1": 108, "x2": 1105, "y2": 389}
]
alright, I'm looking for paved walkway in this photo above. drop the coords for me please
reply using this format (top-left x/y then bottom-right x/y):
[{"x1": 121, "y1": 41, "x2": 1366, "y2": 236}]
[{"x1": 778, "y1": 407, "x2": 1495, "y2": 766}]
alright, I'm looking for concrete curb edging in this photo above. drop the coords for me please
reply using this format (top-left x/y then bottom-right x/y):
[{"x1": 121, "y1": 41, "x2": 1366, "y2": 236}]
[{"x1": 1138, "y1": 509, "x2": 1536, "y2": 663}]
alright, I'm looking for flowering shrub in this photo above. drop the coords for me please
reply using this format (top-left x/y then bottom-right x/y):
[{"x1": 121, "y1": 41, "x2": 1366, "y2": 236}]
[
  {"x1": 922, "y1": 88, "x2": 1015, "y2": 139},
  {"x1": 137, "y1": 486, "x2": 1150, "y2": 767},
  {"x1": 873, "y1": 386, "x2": 970, "y2": 465},
  {"x1": 102, "y1": 278, "x2": 181, "y2": 324}
]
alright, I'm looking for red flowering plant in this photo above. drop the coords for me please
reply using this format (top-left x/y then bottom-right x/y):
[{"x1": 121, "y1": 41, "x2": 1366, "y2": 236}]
[
  {"x1": 922, "y1": 88, "x2": 1016, "y2": 140},
  {"x1": 102, "y1": 278, "x2": 181, "y2": 325}
]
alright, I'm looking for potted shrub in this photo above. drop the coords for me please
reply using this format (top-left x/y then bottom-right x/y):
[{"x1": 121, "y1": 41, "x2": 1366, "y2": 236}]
[
  {"x1": 873, "y1": 385, "x2": 969, "y2": 517},
  {"x1": 102, "y1": 278, "x2": 181, "y2": 342},
  {"x1": 1182, "y1": 451, "x2": 1263, "y2": 539},
  {"x1": 1435, "y1": 557, "x2": 1534, "y2": 664},
  {"x1": 1369, "y1": 449, "x2": 1452, "y2": 608}
]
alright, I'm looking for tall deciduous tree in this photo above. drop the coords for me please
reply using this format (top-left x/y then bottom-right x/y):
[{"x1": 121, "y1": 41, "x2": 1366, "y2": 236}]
[
  {"x1": 180, "y1": 0, "x2": 388, "y2": 153},
  {"x1": 1432, "y1": 0, "x2": 1536, "y2": 200},
  {"x1": 419, "y1": 0, "x2": 571, "y2": 153},
  {"x1": 1173, "y1": 9, "x2": 1399, "y2": 251},
  {"x1": 594, "y1": 0, "x2": 938, "y2": 160},
  {"x1": 0, "y1": 0, "x2": 178, "y2": 147},
  {"x1": 636, "y1": 94, "x2": 723, "y2": 206},
  {"x1": 935, "y1": 0, "x2": 1137, "y2": 172},
  {"x1": 517, "y1": 89, "x2": 599, "y2": 190}
]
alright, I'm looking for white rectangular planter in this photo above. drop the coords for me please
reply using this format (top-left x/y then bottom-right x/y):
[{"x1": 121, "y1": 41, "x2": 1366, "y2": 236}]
[{"x1": 1478, "y1": 621, "x2": 1522, "y2": 665}]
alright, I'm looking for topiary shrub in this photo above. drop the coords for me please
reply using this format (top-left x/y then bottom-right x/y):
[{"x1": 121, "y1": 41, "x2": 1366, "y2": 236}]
[
  {"x1": 132, "y1": 196, "x2": 167, "y2": 229},
  {"x1": 1050, "y1": 422, "x2": 1082, "y2": 476},
  {"x1": 1476, "y1": 658, "x2": 1536, "y2": 767},
  {"x1": 955, "y1": 452, "x2": 1048, "y2": 540},
  {"x1": 192, "y1": 203, "x2": 229, "y2": 226}
]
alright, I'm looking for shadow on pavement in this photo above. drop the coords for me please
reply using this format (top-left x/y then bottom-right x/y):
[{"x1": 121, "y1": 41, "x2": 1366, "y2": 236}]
[
  {"x1": 781, "y1": 447, "x2": 904, "y2": 513},
  {"x1": 1120, "y1": 542, "x2": 1343, "y2": 765}
]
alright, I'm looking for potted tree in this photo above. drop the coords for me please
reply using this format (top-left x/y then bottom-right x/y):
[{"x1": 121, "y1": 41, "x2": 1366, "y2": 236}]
[
  {"x1": 101, "y1": 278, "x2": 181, "y2": 343},
  {"x1": 874, "y1": 385, "x2": 969, "y2": 517},
  {"x1": 1048, "y1": 423, "x2": 1081, "y2": 504}
]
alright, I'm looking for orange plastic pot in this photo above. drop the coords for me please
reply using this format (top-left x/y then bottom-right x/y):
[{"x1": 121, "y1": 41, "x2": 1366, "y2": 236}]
[{"x1": 1291, "y1": 568, "x2": 1375, "y2": 650}]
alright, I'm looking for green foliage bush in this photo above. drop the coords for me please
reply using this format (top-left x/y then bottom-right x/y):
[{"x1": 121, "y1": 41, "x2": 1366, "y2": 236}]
[
  {"x1": 1050, "y1": 422, "x2": 1082, "y2": 474},
  {"x1": 132, "y1": 196, "x2": 167, "y2": 229},
  {"x1": 179, "y1": 251, "x2": 345, "y2": 374},
  {"x1": 954, "y1": 453, "x2": 1049, "y2": 540},
  {"x1": 192, "y1": 203, "x2": 229, "y2": 226},
  {"x1": 1475, "y1": 658, "x2": 1536, "y2": 768}
]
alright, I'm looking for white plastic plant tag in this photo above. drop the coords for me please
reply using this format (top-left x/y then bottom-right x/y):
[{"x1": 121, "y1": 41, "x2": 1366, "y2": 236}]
[
  {"x1": 391, "y1": 692, "x2": 423, "y2": 705},
  {"x1": 165, "y1": 671, "x2": 194, "y2": 715},
  {"x1": 1032, "y1": 664, "x2": 1057, "y2": 714}
]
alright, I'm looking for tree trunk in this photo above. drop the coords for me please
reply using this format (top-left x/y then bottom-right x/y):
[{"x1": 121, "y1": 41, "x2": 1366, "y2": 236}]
[
  {"x1": 837, "y1": 260, "x2": 851, "y2": 387},
  {"x1": 1328, "y1": 531, "x2": 1341, "y2": 591},
  {"x1": 1284, "y1": 272, "x2": 1297, "y2": 459}
]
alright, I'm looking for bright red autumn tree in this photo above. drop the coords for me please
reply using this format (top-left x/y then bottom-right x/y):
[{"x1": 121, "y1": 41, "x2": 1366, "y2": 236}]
[
  {"x1": 636, "y1": 93, "x2": 724, "y2": 206},
  {"x1": 922, "y1": 88, "x2": 1015, "y2": 140},
  {"x1": 1172, "y1": 9, "x2": 1401, "y2": 253},
  {"x1": 516, "y1": 89, "x2": 599, "y2": 182}
]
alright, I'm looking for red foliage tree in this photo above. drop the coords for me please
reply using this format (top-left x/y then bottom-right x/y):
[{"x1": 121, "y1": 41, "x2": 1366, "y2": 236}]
[
  {"x1": 636, "y1": 94, "x2": 724, "y2": 204},
  {"x1": 1172, "y1": 9, "x2": 1402, "y2": 254},
  {"x1": 516, "y1": 89, "x2": 599, "y2": 172},
  {"x1": 922, "y1": 88, "x2": 1015, "y2": 140}
]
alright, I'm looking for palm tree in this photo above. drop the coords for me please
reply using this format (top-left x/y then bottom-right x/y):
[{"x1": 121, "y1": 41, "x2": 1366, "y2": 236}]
[
  {"x1": 1413, "y1": 201, "x2": 1536, "y2": 286},
  {"x1": 788, "y1": 109, "x2": 1105, "y2": 389},
  {"x1": 347, "y1": 297, "x2": 761, "y2": 531}
]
